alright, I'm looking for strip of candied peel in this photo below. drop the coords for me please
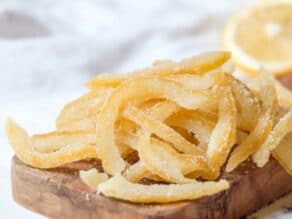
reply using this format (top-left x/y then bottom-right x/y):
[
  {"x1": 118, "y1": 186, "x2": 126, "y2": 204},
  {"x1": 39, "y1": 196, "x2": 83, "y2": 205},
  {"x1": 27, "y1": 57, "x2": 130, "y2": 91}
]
[{"x1": 98, "y1": 175, "x2": 229, "y2": 203}]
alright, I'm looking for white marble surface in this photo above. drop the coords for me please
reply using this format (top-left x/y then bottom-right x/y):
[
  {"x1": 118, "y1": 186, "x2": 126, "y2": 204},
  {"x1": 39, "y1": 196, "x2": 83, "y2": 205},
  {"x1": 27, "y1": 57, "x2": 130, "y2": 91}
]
[{"x1": 0, "y1": 0, "x2": 291, "y2": 218}]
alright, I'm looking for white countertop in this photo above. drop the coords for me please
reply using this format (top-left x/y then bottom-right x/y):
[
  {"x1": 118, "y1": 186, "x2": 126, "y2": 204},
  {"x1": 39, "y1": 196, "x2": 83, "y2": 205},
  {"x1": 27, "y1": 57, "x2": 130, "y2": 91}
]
[{"x1": 0, "y1": 0, "x2": 291, "y2": 218}]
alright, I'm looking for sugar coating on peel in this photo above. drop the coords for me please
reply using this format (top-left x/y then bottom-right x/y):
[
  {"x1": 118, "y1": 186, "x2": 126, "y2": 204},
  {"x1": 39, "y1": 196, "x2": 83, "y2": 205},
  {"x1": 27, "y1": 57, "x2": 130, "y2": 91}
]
[
  {"x1": 32, "y1": 130, "x2": 95, "y2": 153},
  {"x1": 123, "y1": 161, "x2": 149, "y2": 183},
  {"x1": 207, "y1": 88, "x2": 236, "y2": 178},
  {"x1": 124, "y1": 106, "x2": 204, "y2": 156},
  {"x1": 152, "y1": 137, "x2": 207, "y2": 175},
  {"x1": 253, "y1": 109, "x2": 292, "y2": 167},
  {"x1": 138, "y1": 133, "x2": 195, "y2": 184},
  {"x1": 145, "y1": 100, "x2": 179, "y2": 121},
  {"x1": 56, "y1": 89, "x2": 111, "y2": 131},
  {"x1": 96, "y1": 78, "x2": 210, "y2": 175},
  {"x1": 222, "y1": 74, "x2": 260, "y2": 132},
  {"x1": 6, "y1": 119, "x2": 97, "y2": 168},
  {"x1": 166, "y1": 110, "x2": 216, "y2": 151},
  {"x1": 87, "y1": 51, "x2": 231, "y2": 90},
  {"x1": 86, "y1": 73, "x2": 127, "y2": 89},
  {"x1": 80, "y1": 168, "x2": 109, "y2": 190},
  {"x1": 167, "y1": 70, "x2": 217, "y2": 91},
  {"x1": 130, "y1": 51, "x2": 231, "y2": 77},
  {"x1": 97, "y1": 175, "x2": 229, "y2": 203},
  {"x1": 273, "y1": 132, "x2": 292, "y2": 175},
  {"x1": 226, "y1": 75, "x2": 277, "y2": 172}
]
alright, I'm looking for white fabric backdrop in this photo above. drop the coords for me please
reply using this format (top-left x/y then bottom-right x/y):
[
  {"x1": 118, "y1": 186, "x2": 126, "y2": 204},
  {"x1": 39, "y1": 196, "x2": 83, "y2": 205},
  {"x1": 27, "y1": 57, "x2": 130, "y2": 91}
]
[{"x1": 0, "y1": 0, "x2": 291, "y2": 218}]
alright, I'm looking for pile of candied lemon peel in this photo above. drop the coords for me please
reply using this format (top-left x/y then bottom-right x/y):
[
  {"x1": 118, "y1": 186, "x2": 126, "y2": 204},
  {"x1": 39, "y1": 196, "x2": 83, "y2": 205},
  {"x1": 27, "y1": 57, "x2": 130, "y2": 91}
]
[{"x1": 6, "y1": 51, "x2": 292, "y2": 203}]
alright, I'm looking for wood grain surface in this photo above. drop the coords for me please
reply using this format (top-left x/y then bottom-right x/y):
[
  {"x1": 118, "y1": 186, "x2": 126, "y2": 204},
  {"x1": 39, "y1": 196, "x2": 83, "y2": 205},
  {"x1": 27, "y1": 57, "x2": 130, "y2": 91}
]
[{"x1": 11, "y1": 156, "x2": 292, "y2": 219}]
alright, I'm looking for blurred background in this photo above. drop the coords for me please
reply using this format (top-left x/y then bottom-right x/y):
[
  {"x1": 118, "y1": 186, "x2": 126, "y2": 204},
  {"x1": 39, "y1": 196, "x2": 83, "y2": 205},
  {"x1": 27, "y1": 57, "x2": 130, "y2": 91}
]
[{"x1": 0, "y1": 0, "x2": 291, "y2": 218}]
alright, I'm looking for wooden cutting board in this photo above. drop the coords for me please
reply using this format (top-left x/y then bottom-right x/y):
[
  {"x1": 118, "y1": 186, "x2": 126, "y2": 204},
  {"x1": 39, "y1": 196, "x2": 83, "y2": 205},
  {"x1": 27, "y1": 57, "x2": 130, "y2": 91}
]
[{"x1": 11, "y1": 156, "x2": 292, "y2": 219}]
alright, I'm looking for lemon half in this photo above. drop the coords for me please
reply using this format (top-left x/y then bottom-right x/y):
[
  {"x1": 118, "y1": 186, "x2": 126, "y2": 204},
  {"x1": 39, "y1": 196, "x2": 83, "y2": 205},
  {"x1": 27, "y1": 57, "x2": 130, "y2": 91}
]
[{"x1": 223, "y1": 0, "x2": 292, "y2": 75}]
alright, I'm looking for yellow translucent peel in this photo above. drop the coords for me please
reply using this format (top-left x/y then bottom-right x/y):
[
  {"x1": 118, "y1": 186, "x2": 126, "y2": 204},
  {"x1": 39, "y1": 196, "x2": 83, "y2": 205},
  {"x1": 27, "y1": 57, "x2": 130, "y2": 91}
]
[
  {"x1": 124, "y1": 106, "x2": 204, "y2": 155},
  {"x1": 253, "y1": 109, "x2": 292, "y2": 167},
  {"x1": 123, "y1": 161, "x2": 149, "y2": 183},
  {"x1": 221, "y1": 74, "x2": 260, "y2": 131},
  {"x1": 273, "y1": 132, "x2": 292, "y2": 175},
  {"x1": 207, "y1": 88, "x2": 236, "y2": 178},
  {"x1": 6, "y1": 119, "x2": 97, "y2": 168},
  {"x1": 87, "y1": 51, "x2": 230, "y2": 90},
  {"x1": 98, "y1": 175, "x2": 229, "y2": 203},
  {"x1": 80, "y1": 168, "x2": 109, "y2": 189},
  {"x1": 96, "y1": 78, "x2": 210, "y2": 175},
  {"x1": 56, "y1": 89, "x2": 111, "y2": 131},
  {"x1": 32, "y1": 130, "x2": 95, "y2": 153},
  {"x1": 226, "y1": 74, "x2": 277, "y2": 172},
  {"x1": 138, "y1": 133, "x2": 202, "y2": 184}
]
